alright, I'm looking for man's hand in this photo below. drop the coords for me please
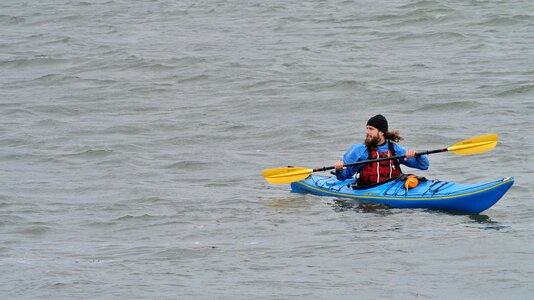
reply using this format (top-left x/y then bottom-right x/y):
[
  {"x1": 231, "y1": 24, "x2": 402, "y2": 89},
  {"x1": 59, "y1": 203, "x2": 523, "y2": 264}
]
[{"x1": 334, "y1": 160, "x2": 345, "y2": 171}]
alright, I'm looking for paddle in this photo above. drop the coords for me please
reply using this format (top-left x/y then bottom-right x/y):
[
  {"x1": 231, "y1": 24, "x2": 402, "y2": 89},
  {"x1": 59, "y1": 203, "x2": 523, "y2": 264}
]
[{"x1": 262, "y1": 134, "x2": 498, "y2": 184}]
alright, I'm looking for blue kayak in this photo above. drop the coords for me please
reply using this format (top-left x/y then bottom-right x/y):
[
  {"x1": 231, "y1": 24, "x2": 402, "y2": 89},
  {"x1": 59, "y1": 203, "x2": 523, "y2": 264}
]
[{"x1": 290, "y1": 175, "x2": 514, "y2": 214}]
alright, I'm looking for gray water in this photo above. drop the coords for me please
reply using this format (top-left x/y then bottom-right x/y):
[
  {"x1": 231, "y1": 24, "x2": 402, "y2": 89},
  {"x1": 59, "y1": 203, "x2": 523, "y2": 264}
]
[{"x1": 2, "y1": 0, "x2": 534, "y2": 299}]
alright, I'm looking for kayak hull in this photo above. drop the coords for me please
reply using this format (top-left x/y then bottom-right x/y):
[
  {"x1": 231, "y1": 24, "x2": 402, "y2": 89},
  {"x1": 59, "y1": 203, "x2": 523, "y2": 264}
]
[{"x1": 290, "y1": 175, "x2": 514, "y2": 214}]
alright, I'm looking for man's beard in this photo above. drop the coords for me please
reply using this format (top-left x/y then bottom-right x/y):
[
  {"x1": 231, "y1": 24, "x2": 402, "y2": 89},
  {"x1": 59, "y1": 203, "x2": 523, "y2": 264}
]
[{"x1": 365, "y1": 135, "x2": 381, "y2": 151}]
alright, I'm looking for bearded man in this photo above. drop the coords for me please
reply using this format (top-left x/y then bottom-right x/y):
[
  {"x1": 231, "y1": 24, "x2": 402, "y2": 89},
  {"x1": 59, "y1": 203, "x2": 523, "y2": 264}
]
[{"x1": 334, "y1": 114, "x2": 429, "y2": 186}]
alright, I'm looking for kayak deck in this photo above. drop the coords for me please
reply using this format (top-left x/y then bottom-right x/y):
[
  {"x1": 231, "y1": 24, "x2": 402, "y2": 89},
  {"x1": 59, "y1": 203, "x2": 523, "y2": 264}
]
[{"x1": 290, "y1": 175, "x2": 514, "y2": 214}]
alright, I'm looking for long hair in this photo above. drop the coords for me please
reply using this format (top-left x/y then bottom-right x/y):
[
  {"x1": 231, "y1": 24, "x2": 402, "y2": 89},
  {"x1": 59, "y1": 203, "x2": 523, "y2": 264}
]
[
  {"x1": 384, "y1": 130, "x2": 403, "y2": 143},
  {"x1": 365, "y1": 130, "x2": 404, "y2": 152}
]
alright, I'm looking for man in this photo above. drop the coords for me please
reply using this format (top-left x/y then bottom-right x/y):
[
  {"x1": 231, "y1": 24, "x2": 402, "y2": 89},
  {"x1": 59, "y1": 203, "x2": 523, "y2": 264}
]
[{"x1": 334, "y1": 114, "x2": 429, "y2": 186}]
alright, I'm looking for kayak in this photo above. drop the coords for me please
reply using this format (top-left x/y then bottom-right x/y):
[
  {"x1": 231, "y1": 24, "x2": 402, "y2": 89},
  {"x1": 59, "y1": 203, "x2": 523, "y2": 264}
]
[{"x1": 290, "y1": 174, "x2": 514, "y2": 214}]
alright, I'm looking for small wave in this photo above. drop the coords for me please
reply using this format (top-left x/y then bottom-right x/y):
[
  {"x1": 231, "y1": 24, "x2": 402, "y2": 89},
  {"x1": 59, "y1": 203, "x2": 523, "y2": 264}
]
[
  {"x1": 413, "y1": 101, "x2": 481, "y2": 113},
  {"x1": 300, "y1": 79, "x2": 365, "y2": 91},
  {"x1": 128, "y1": 196, "x2": 170, "y2": 205},
  {"x1": 398, "y1": 0, "x2": 452, "y2": 10},
  {"x1": 111, "y1": 55, "x2": 205, "y2": 72},
  {"x1": 128, "y1": 85, "x2": 174, "y2": 95},
  {"x1": 41, "y1": 36, "x2": 72, "y2": 45},
  {"x1": 166, "y1": 160, "x2": 210, "y2": 169},
  {"x1": 30, "y1": 74, "x2": 80, "y2": 84},
  {"x1": 13, "y1": 224, "x2": 52, "y2": 235},
  {"x1": 0, "y1": 57, "x2": 67, "y2": 68},
  {"x1": 115, "y1": 214, "x2": 161, "y2": 222},
  {"x1": 0, "y1": 108, "x2": 38, "y2": 118},
  {"x1": 477, "y1": 15, "x2": 531, "y2": 26},
  {"x1": 240, "y1": 79, "x2": 289, "y2": 91},
  {"x1": 35, "y1": 118, "x2": 68, "y2": 127},
  {"x1": 130, "y1": 62, "x2": 178, "y2": 71},
  {"x1": 392, "y1": 31, "x2": 466, "y2": 41},
  {"x1": 176, "y1": 74, "x2": 210, "y2": 84},
  {"x1": 426, "y1": 31, "x2": 466, "y2": 39},
  {"x1": 25, "y1": 14, "x2": 82, "y2": 26},
  {"x1": 64, "y1": 149, "x2": 114, "y2": 159},
  {"x1": 104, "y1": 124, "x2": 150, "y2": 135},
  {"x1": 0, "y1": 138, "x2": 30, "y2": 148},
  {"x1": 378, "y1": 4, "x2": 459, "y2": 26},
  {"x1": 26, "y1": 104, "x2": 80, "y2": 116},
  {"x1": 86, "y1": 220, "x2": 117, "y2": 228},
  {"x1": 225, "y1": 123, "x2": 250, "y2": 131},
  {"x1": 0, "y1": 15, "x2": 26, "y2": 25},
  {"x1": 496, "y1": 83, "x2": 534, "y2": 97},
  {"x1": 152, "y1": 246, "x2": 213, "y2": 261},
  {"x1": 24, "y1": 73, "x2": 118, "y2": 87},
  {"x1": 0, "y1": 214, "x2": 27, "y2": 226}
]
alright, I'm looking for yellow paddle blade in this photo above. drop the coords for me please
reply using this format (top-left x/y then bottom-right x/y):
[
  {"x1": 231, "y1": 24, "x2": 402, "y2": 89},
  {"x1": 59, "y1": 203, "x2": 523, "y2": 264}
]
[
  {"x1": 447, "y1": 133, "x2": 498, "y2": 155},
  {"x1": 262, "y1": 167, "x2": 313, "y2": 184}
]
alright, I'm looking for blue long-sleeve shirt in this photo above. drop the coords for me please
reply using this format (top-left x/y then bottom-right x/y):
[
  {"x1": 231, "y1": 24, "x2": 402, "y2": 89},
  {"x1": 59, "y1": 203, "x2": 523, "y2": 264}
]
[{"x1": 335, "y1": 142, "x2": 429, "y2": 181}]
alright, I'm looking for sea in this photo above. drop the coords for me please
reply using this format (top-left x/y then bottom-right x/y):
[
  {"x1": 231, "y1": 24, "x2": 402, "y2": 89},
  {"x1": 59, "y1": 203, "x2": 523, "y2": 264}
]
[{"x1": 1, "y1": 0, "x2": 534, "y2": 299}]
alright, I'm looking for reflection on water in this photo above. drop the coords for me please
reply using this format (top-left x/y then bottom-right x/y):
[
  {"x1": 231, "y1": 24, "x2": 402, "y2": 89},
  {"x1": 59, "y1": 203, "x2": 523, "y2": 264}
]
[
  {"x1": 330, "y1": 198, "x2": 393, "y2": 214},
  {"x1": 467, "y1": 214, "x2": 509, "y2": 231},
  {"x1": 444, "y1": 210, "x2": 508, "y2": 230},
  {"x1": 267, "y1": 195, "x2": 510, "y2": 231},
  {"x1": 267, "y1": 196, "x2": 311, "y2": 209},
  {"x1": 467, "y1": 214, "x2": 493, "y2": 223},
  {"x1": 331, "y1": 199, "x2": 509, "y2": 231}
]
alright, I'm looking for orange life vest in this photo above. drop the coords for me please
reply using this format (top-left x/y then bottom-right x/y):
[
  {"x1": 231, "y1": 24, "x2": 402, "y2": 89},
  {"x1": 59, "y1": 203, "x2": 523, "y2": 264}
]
[{"x1": 358, "y1": 142, "x2": 402, "y2": 186}]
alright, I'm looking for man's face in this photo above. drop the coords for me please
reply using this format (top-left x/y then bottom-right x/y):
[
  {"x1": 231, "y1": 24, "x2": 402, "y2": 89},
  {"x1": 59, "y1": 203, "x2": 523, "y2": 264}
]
[{"x1": 365, "y1": 125, "x2": 384, "y2": 144}]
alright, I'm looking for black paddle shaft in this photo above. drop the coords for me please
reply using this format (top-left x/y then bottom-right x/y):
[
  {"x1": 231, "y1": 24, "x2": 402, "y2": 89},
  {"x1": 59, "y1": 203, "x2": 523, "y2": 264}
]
[{"x1": 313, "y1": 148, "x2": 447, "y2": 173}]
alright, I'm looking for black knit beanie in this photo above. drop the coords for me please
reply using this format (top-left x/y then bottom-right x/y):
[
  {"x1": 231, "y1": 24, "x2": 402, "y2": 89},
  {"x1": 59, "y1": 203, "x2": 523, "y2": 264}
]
[{"x1": 367, "y1": 114, "x2": 388, "y2": 132}]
